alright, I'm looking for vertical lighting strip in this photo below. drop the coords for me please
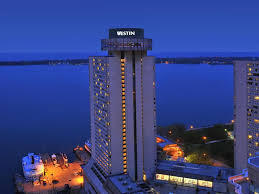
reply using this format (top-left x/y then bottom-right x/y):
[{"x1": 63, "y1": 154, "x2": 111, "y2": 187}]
[
  {"x1": 132, "y1": 51, "x2": 138, "y2": 180},
  {"x1": 140, "y1": 55, "x2": 145, "y2": 180},
  {"x1": 121, "y1": 52, "x2": 127, "y2": 173}
]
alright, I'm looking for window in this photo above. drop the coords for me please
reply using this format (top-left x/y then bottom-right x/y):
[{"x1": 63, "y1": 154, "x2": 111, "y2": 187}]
[
  {"x1": 184, "y1": 178, "x2": 197, "y2": 187},
  {"x1": 156, "y1": 174, "x2": 169, "y2": 181},
  {"x1": 198, "y1": 180, "x2": 213, "y2": 188},
  {"x1": 170, "y1": 176, "x2": 183, "y2": 184}
]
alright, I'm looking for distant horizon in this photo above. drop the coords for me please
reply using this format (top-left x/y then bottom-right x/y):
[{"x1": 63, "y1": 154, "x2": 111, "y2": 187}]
[{"x1": 0, "y1": 51, "x2": 259, "y2": 62}]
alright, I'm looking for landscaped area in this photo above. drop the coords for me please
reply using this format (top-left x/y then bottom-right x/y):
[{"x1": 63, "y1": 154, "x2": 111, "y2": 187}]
[{"x1": 157, "y1": 123, "x2": 234, "y2": 167}]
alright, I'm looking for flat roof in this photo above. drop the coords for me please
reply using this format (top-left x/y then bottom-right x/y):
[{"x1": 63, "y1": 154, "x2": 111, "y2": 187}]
[
  {"x1": 157, "y1": 160, "x2": 234, "y2": 181},
  {"x1": 107, "y1": 174, "x2": 143, "y2": 193},
  {"x1": 248, "y1": 156, "x2": 259, "y2": 168},
  {"x1": 157, "y1": 135, "x2": 176, "y2": 148}
]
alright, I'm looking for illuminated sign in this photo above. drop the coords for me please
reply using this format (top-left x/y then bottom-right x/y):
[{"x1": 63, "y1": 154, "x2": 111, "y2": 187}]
[
  {"x1": 109, "y1": 28, "x2": 144, "y2": 38},
  {"x1": 116, "y1": 31, "x2": 136, "y2": 36}
]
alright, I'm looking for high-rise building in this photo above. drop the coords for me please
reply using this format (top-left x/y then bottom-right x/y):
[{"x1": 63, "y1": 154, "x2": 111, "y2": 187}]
[
  {"x1": 84, "y1": 28, "x2": 157, "y2": 193},
  {"x1": 234, "y1": 61, "x2": 259, "y2": 173}
]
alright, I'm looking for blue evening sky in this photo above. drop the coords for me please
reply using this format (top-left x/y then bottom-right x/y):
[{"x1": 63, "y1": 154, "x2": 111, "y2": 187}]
[{"x1": 0, "y1": 0, "x2": 259, "y2": 53}]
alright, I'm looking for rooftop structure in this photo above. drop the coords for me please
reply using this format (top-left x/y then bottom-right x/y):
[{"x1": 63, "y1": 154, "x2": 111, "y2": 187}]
[
  {"x1": 105, "y1": 174, "x2": 151, "y2": 194},
  {"x1": 15, "y1": 152, "x2": 86, "y2": 193},
  {"x1": 22, "y1": 153, "x2": 44, "y2": 181}
]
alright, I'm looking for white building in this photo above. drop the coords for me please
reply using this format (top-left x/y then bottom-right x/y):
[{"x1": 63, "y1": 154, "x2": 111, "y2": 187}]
[
  {"x1": 84, "y1": 28, "x2": 157, "y2": 193},
  {"x1": 234, "y1": 61, "x2": 259, "y2": 173}
]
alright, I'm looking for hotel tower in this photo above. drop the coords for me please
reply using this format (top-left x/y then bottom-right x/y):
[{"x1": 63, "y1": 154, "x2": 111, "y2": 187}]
[
  {"x1": 234, "y1": 61, "x2": 259, "y2": 172},
  {"x1": 84, "y1": 28, "x2": 157, "y2": 193}
]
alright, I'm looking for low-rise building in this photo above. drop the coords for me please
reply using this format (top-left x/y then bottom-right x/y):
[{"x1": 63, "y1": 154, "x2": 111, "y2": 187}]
[
  {"x1": 155, "y1": 160, "x2": 234, "y2": 193},
  {"x1": 248, "y1": 156, "x2": 259, "y2": 193}
]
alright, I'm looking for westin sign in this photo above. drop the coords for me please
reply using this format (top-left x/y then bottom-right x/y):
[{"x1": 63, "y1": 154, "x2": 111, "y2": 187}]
[{"x1": 109, "y1": 28, "x2": 144, "y2": 39}]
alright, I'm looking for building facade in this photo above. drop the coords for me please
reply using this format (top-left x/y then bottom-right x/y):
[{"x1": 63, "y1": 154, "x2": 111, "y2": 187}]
[
  {"x1": 234, "y1": 61, "x2": 259, "y2": 173},
  {"x1": 84, "y1": 28, "x2": 157, "y2": 193}
]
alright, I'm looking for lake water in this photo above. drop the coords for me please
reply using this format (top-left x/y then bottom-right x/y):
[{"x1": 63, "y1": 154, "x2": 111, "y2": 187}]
[{"x1": 0, "y1": 63, "x2": 233, "y2": 193}]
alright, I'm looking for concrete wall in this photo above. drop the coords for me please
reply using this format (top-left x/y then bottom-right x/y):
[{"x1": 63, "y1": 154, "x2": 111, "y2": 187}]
[{"x1": 234, "y1": 61, "x2": 248, "y2": 173}]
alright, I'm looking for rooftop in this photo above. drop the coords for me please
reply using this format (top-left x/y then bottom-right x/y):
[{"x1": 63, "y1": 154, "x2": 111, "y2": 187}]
[
  {"x1": 157, "y1": 160, "x2": 234, "y2": 181},
  {"x1": 106, "y1": 174, "x2": 143, "y2": 193},
  {"x1": 156, "y1": 135, "x2": 175, "y2": 148},
  {"x1": 248, "y1": 156, "x2": 259, "y2": 168}
]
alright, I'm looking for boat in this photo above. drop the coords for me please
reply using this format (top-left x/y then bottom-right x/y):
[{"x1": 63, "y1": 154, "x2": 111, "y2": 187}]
[
  {"x1": 84, "y1": 140, "x2": 91, "y2": 154},
  {"x1": 22, "y1": 153, "x2": 44, "y2": 181}
]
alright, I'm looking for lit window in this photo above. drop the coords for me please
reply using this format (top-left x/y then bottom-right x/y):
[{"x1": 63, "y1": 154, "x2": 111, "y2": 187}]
[
  {"x1": 255, "y1": 142, "x2": 259, "y2": 147},
  {"x1": 198, "y1": 180, "x2": 213, "y2": 188},
  {"x1": 248, "y1": 135, "x2": 252, "y2": 139},
  {"x1": 156, "y1": 174, "x2": 169, "y2": 181},
  {"x1": 255, "y1": 119, "x2": 259, "y2": 123},
  {"x1": 170, "y1": 176, "x2": 183, "y2": 184},
  {"x1": 249, "y1": 153, "x2": 252, "y2": 157},
  {"x1": 255, "y1": 96, "x2": 259, "y2": 100},
  {"x1": 184, "y1": 178, "x2": 197, "y2": 186},
  {"x1": 123, "y1": 152, "x2": 126, "y2": 156}
]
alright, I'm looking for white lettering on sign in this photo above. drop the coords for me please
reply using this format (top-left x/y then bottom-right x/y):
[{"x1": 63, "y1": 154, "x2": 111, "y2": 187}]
[{"x1": 117, "y1": 31, "x2": 136, "y2": 36}]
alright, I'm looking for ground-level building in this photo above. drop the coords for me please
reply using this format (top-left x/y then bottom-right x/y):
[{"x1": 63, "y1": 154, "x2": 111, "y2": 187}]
[
  {"x1": 248, "y1": 156, "x2": 259, "y2": 193},
  {"x1": 155, "y1": 160, "x2": 234, "y2": 193}
]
